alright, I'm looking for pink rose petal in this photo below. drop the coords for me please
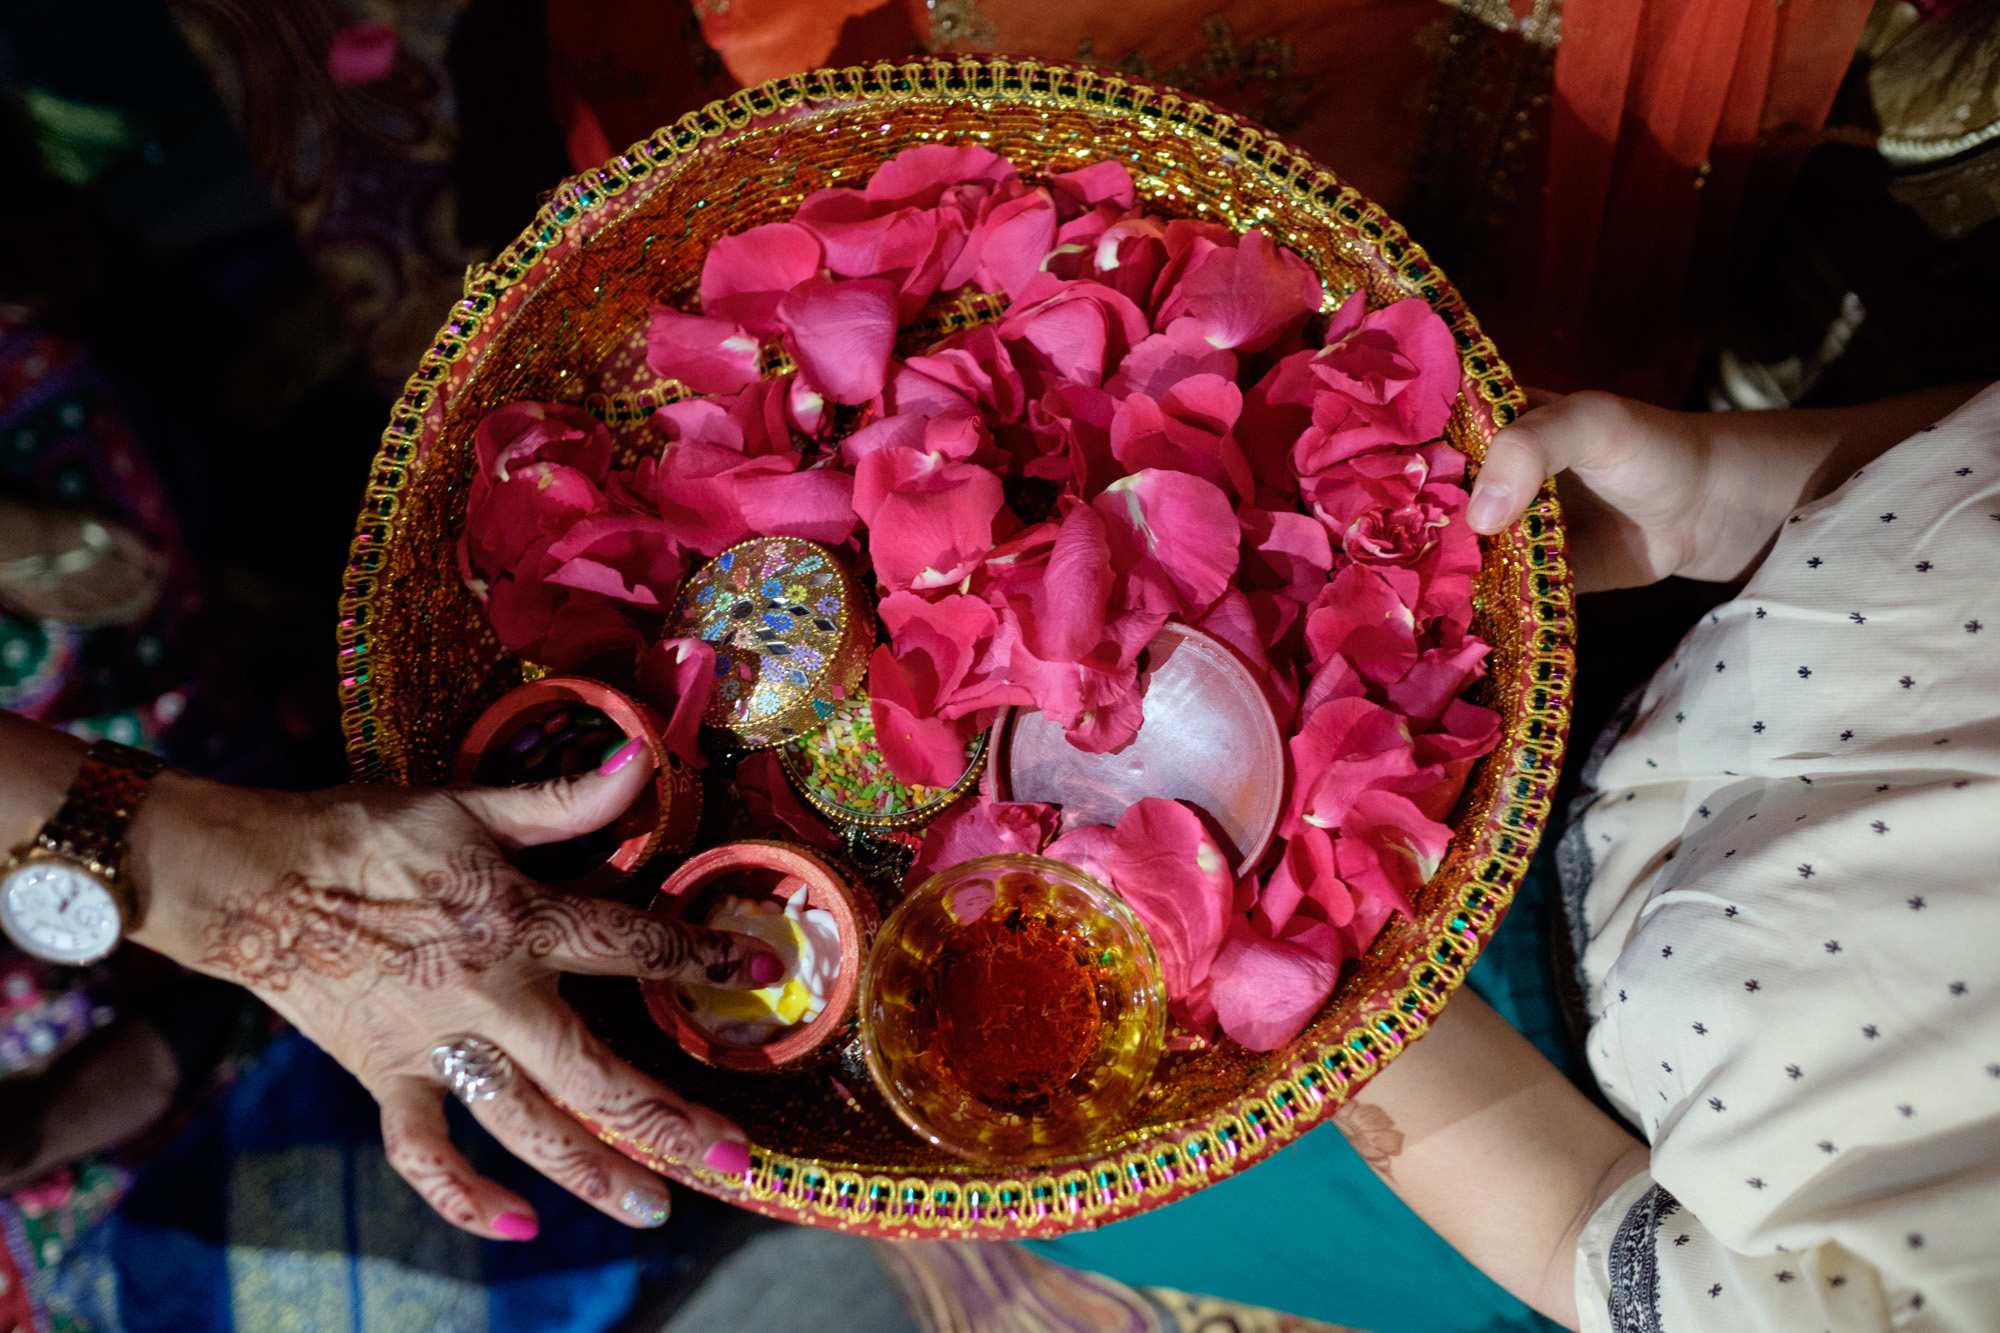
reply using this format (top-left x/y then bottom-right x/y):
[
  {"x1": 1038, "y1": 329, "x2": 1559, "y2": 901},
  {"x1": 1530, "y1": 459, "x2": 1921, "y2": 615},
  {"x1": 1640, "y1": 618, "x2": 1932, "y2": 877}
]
[
  {"x1": 637, "y1": 636, "x2": 718, "y2": 767},
  {"x1": 1157, "y1": 230, "x2": 1322, "y2": 353},
  {"x1": 1006, "y1": 503, "x2": 1113, "y2": 664},
  {"x1": 465, "y1": 462, "x2": 606, "y2": 578},
  {"x1": 484, "y1": 570, "x2": 566, "y2": 655},
  {"x1": 1050, "y1": 161, "x2": 1136, "y2": 213},
  {"x1": 1209, "y1": 916, "x2": 1341, "y2": 1051},
  {"x1": 1286, "y1": 695, "x2": 1418, "y2": 836},
  {"x1": 1025, "y1": 384, "x2": 1121, "y2": 498},
  {"x1": 1237, "y1": 507, "x2": 1334, "y2": 600},
  {"x1": 902, "y1": 326, "x2": 1026, "y2": 424},
  {"x1": 1084, "y1": 216, "x2": 1169, "y2": 307},
  {"x1": 701, "y1": 222, "x2": 824, "y2": 333},
  {"x1": 1109, "y1": 374, "x2": 1253, "y2": 499},
  {"x1": 1105, "y1": 326, "x2": 1238, "y2": 401},
  {"x1": 1303, "y1": 564, "x2": 1420, "y2": 681},
  {"x1": 1334, "y1": 789, "x2": 1452, "y2": 921},
  {"x1": 1044, "y1": 822, "x2": 1118, "y2": 889},
  {"x1": 852, "y1": 448, "x2": 1005, "y2": 592},
  {"x1": 941, "y1": 182, "x2": 1058, "y2": 301},
  {"x1": 733, "y1": 464, "x2": 858, "y2": 546},
  {"x1": 1289, "y1": 295, "x2": 1461, "y2": 471},
  {"x1": 1109, "y1": 799, "x2": 1234, "y2": 1016},
  {"x1": 1092, "y1": 468, "x2": 1240, "y2": 616},
  {"x1": 645, "y1": 306, "x2": 763, "y2": 395},
  {"x1": 776, "y1": 276, "x2": 897, "y2": 405},
  {"x1": 906, "y1": 796, "x2": 1060, "y2": 888},
  {"x1": 474, "y1": 401, "x2": 613, "y2": 493},
  {"x1": 542, "y1": 514, "x2": 686, "y2": 608},
  {"x1": 1058, "y1": 677, "x2": 1148, "y2": 753},
  {"x1": 869, "y1": 666, "x2": 981, "y2": 787},
  {"x1": 868, "y1": 591, "x2": 997, "y2": 786},
  {"x1": 1379, "y1": 638, "x2": 1491, "y2": 730},
  {"x1": 735, "y1": 751, "x2": 841, "y2": 851},
  {"x1": 864, "y1": 143, "x2": 1015, "y2": 206},
  {"x1": 653, "y1": 396, "x2": 746, "y2": 453},
  {"x1": 647, "y1": 442, "x2": 758, "y2": 556},
  {"x1": 1000, "y1": 274, "x2": 1152, "y2": 391}
]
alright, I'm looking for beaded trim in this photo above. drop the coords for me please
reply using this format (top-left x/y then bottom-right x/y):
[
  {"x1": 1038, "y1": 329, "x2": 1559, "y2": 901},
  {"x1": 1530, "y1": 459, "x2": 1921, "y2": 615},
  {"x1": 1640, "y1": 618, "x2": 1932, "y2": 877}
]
[{"x1": 338, "y1": 56, "x2": 1575, "y2": 1240}]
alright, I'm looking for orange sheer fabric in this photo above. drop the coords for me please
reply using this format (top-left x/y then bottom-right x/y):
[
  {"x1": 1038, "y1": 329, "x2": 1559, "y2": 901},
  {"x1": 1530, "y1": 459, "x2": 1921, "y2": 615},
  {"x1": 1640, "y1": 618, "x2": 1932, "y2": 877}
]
[
  {"x1": 544, "y1": 0, "x2": 1872, "y2": 402},
  {"x1": 1545, "y1": 0, "x2": 1873, "y2": 398}
]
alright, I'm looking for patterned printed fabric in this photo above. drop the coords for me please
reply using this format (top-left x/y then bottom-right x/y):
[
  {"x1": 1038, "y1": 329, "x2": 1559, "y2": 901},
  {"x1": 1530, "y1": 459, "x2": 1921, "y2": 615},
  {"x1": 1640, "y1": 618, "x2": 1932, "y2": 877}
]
[
  {"x1": 0, "y1": 955, "x2": 116, "y2": 1079},
  {"x1": 1565, "y1": 383, "x2": 2000, "y2": 1330},
  {"x1": 2, "y1": 1030, "x2": 733, "y2": 1333},
  {"x1": 0, "y1": 315, "x2": 200, "y2": 747},
  {"x1": 874, "y1": 1238, "x2": 1369, "y2": 1333},
  {"x1": 0, "y1": 308, "x2": 205, "y2": 1333}
]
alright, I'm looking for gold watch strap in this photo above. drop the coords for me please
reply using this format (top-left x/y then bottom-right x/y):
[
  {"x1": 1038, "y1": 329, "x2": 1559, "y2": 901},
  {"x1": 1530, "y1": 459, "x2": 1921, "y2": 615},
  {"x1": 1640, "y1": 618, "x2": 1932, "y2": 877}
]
[{"x1": 37, "y1": 739, "x2": 167, "y2": 883}]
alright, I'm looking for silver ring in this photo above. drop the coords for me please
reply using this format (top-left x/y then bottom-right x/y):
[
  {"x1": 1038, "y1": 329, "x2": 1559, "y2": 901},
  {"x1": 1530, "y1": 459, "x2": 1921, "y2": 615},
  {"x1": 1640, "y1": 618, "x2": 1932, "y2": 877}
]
[{"x1": 429, "y1": 1036, "x2": 515, "y2": 1104}]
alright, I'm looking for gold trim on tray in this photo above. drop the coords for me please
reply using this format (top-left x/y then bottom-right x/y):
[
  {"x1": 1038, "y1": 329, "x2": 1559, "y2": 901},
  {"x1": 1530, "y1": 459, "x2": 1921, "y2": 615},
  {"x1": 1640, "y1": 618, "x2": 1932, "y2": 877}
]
[{"x1": 337, "y1": 56, "x2": 1574, "y2": 1240}]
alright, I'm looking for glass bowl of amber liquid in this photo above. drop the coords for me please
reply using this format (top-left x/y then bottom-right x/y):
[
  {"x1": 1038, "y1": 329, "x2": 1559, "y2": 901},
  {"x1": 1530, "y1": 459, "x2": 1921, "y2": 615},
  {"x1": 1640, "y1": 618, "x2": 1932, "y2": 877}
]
[{"x1": 859, "y1": 854, "x2": 1166, "y2": 1165}]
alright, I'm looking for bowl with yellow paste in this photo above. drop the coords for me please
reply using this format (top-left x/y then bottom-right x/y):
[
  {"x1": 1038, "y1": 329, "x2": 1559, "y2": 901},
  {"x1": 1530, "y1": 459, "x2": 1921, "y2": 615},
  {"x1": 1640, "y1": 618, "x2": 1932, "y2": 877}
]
[{"x1": 642, "y1": 841, "x2": 877, "y2": 1072}]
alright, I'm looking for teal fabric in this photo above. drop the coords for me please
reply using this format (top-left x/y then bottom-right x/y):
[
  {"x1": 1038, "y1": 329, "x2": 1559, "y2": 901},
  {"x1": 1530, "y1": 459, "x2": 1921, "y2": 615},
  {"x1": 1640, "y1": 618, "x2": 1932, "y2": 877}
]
[{"x1": 1025, "y1": 847, "x2": 1574, "y2": 1333}]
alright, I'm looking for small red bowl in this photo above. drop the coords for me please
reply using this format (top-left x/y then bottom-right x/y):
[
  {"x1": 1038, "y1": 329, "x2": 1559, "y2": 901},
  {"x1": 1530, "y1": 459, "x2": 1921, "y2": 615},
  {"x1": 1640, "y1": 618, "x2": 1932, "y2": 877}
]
[
  {"x1": 453, "y1": 676, "x2": 702, "y2": 892},
  {"x1": 643, "y1": 841, "x2": 877, "y2": 1072},
  {"x1": 988, "y1": 622, "x2": 1286, "y2": 875}
]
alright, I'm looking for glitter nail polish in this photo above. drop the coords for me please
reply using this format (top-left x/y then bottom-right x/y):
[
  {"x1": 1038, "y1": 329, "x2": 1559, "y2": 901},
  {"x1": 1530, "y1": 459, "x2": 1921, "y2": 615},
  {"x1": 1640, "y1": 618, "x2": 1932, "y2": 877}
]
[{"x1": 620, "y1": 1189, "x2": 669, "y2": 1227}]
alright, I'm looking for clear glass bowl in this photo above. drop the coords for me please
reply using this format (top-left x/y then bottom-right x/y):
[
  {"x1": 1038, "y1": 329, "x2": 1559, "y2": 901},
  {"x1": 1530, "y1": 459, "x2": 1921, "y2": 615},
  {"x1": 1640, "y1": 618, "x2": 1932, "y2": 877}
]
[{"x1": 860, "y1": 854, "x2": 1166, "y2": 1164}]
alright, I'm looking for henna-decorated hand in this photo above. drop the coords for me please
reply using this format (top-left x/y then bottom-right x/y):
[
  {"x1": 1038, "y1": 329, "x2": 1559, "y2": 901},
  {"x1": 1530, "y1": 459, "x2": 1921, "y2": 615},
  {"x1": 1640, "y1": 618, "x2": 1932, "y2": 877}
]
[{"x1": 123, "y1": 740, "x2": 782, "y2": 1241}]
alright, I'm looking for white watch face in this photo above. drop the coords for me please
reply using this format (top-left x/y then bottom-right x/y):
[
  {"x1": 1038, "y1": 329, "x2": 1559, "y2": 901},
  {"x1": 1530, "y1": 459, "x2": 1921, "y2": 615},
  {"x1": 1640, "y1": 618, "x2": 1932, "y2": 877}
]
[{"x1": 0, "y1": 860, "x2": 122, "y2": 964}]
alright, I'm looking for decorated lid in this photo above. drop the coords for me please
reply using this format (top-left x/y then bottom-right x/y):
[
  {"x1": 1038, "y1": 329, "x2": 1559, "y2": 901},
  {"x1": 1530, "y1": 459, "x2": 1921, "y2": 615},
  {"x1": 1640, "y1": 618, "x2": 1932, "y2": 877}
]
[
  {"x1": 779, "y1": 694, "x2": 987, "y2": 831},
  {"x1": 670, "y1": 537, "x2": 871, "y2": 750}
]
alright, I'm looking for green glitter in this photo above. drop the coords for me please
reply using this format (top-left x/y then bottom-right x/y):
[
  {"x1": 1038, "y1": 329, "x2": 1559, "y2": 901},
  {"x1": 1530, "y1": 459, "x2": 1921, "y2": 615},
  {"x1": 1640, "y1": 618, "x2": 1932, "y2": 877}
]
[{"x1": 778, "y1": 695, "x2": 984, "y2": 824}]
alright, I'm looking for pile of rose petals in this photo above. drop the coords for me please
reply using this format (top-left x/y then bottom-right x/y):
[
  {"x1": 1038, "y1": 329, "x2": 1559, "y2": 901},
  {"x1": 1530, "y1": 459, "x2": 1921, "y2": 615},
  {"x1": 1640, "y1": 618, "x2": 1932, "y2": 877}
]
[{"x1": 459, "y1": 145, "x2": 1499, "y2": 1053}]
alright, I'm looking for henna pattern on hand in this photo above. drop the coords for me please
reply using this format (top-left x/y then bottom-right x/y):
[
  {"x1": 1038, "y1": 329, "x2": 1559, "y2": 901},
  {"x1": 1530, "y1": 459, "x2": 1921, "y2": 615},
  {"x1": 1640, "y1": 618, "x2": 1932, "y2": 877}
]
[
  {"x1": 202, "y1": 846, "x2": 744, "y2": 991},
  {"x1": 535, "y1": 1144, "x2": 614, "y2": 1202},
  {"x1": 1334, "y1": 1101, "x2": 1406, "y2": 1181},
  {"x1": 201, "y1": 847, "x2": 522, "y2": 989},
  {"x1": 383, "y1": 1130, "x2": 482, "y2": 1229},
  {"x1": 517, "y1": 900, "x2": 743, "y2": 981},
  {"x1": 598, "y1": 1095, "x2": 700, "y2": 1163}
]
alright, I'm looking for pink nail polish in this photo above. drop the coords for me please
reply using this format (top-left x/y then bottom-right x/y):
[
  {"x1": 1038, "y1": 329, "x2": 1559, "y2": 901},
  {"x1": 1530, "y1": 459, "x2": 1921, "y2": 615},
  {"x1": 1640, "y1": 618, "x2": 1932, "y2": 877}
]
[
  {"x1": 597, "y1": 737, "x2": 644, "y2": 775},
  {"x1": 492, "y1": 1211, "x2": 539, "y2": 1241},
  {"x1": 704, "y1": 1139, "x2": 752, "y2": 1176},
  {"x1": 748, "y1": 952, "x2": 783, "y2": 986}
]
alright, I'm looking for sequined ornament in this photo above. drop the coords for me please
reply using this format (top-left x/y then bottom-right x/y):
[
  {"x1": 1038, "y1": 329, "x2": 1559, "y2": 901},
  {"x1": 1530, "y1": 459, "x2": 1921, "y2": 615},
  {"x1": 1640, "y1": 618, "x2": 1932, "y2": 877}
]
[
  {"x1": 780, "y1": 694, "x2": 986, "y2": 831},
  {"x1": 671, "y1": 537, "x2": 870, "y2": 750}
]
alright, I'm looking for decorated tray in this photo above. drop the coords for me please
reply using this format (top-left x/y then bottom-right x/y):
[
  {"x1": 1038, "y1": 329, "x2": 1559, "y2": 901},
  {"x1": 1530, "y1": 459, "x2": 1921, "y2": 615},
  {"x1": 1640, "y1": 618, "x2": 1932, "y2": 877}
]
[{"x1": 337, "y1": 57, "x2": 1574, "y2": 1240}]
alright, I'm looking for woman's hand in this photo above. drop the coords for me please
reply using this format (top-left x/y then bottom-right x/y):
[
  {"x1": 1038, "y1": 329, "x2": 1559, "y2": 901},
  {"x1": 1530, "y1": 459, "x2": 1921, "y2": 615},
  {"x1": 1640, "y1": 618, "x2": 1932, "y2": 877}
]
[
  {"x1": 124, "y1": 739, "x2": 781, "y2": 1241},
  {"x1": 1466, "y1": 384, "x2": 1992, "y2": 593}
]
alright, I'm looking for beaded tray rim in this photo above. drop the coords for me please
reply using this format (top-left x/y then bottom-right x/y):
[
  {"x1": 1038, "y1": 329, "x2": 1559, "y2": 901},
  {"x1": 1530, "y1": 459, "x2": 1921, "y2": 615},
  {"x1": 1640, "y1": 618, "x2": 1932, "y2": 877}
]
[{"x1": 337, "y1": 55, "x2": 1576, "y2": 1240}]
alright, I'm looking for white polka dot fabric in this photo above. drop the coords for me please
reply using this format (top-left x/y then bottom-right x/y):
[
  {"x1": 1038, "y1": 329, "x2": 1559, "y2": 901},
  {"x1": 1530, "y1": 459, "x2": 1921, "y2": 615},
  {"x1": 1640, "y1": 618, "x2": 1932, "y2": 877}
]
[{"x1": 1569, "y1": 384, "x2": 2000, "y2": 1332}]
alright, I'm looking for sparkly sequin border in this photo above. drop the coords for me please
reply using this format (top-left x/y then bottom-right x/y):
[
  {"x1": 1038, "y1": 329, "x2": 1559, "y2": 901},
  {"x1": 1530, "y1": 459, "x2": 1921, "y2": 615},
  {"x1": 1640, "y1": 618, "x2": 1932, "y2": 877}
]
[{"x1": 338, "y1": 56, "x2": 1575, "y2": 1240}]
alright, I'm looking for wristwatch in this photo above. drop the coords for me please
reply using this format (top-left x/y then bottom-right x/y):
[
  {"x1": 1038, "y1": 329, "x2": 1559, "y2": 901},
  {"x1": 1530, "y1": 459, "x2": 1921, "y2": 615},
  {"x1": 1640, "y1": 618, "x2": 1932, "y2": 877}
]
[{"x1": 0, "y1": 740, "x2": 166, "y2": 965}]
